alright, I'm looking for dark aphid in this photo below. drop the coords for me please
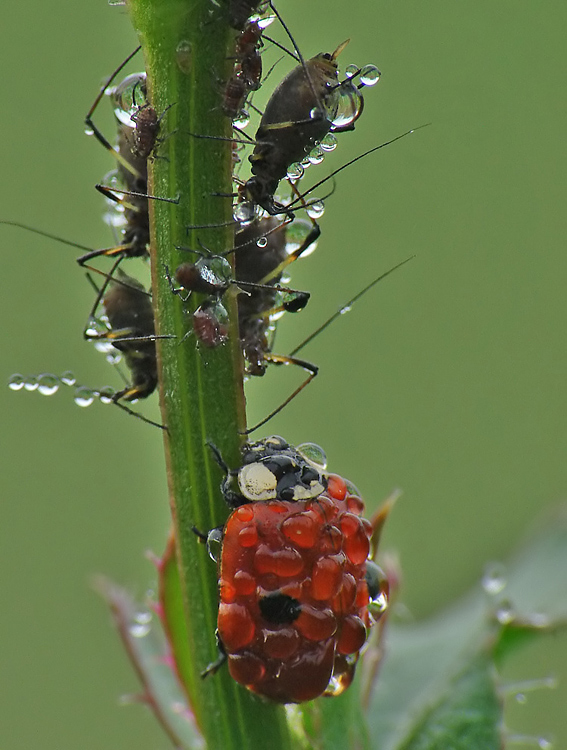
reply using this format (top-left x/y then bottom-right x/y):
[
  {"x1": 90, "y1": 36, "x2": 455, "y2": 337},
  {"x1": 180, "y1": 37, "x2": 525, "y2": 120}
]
[
  {"x1": 244, "y1": 40, "x2": 363, "y2": 214},
  {"x1": 86, "y1": 271, "x2": 158, "y2": 404},
  {"x1": 223, "y1": 21, "x2": 264, "y2": 120},
  {"x1": 171, "y1": 226, "x2": 312, "y2": 350},
  {"x1": 234, "y1": 216, "x2": 318, "y2": 375}
]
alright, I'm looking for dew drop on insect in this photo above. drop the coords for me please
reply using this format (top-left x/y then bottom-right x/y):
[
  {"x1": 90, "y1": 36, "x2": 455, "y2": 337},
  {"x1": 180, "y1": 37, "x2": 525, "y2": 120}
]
[
  {"x1": 24, "y1": 376, "x2": 38, "y2": 392},
  {"x1": 38, "y1": 374, "x2": 60, "y2": 396},
  {"x1": 481, "y1": 562, "x2": 507, "y2": 596},
  {"x1": 344, "y1": 64, "x2": 359, "y2": 79},
  {"x1": 360, "y1": 64, "x2": 381, "y2": 86},
  {"x1": 176, "y1": 40, "x2": 192, "y2": 74},
  {"x1": 256, "y1": 13, "x2": 276, "y2": 29},
  {"x1": 297, "y1": 442, "x2": 327, "y2": 470},
  {"x1": 234, "y1": 202, "x2": 256, "y2": 225},
  {"x1": 74, "y1": 387, "x2": 95, "y2": 408},
  {"x1": 94, "y1": 340, "x2": 114, "y2": 354},
  {"x1": 8, "y1": 374, "x2": 25, "y2": 391},
  {"x1": 233, "y1": 110, "x2": 250, "y2": 130},
  {"x1": 106, "y1": 351, "x2": 122, "y2": 365},
  {"x1": 332, "y1": 82, "x2": 363, "y2": 129},
  {"x1": 256, "y1": 236, "x2": 268, "y2": 248},
  {"x1": 308, "y1": 146, "x2": 325, "y2": 165},
  {"x1": 286, "y1": 162, "x2": 304, "y2": 182},
  {"x1": 60, "y1": 371, "x2": 76, "y2": 386},
  {"x1": 99, "y1": 387, "x2": 115, "y2": 404},
  {"x1": 285, "y1": 218, "x2": 318, "y2": 257},
  {"x1": 321, "y1": 133, "x2": 338, "y2": 152},
  {"x1": 306, "y1": 200, "x2": 325, "y2": 220},
  {"x1": 207, "y1": 527, "x2": 223, "y2": 563},
  {"x1": 84, "y1": 126, "x2": 94, "y2": 136},
  {"x1": 300, "y1": 157, "x2": 311, "y2": 169},
  {"x1": 112, "y1": 73, "x2": 147, "y2": 126}
]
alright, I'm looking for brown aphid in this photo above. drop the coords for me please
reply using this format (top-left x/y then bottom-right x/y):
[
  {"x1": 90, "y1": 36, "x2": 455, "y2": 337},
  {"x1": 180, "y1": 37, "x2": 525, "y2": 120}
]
[
  {"x1": 223, "y1": 21, "x2": 263, "y2": 119},
  {"x1": 95, "y1": 273, "x2": 157, "y2": 402},
  {"x1": 245, "y1": 40, "x2": 353, "y2": 214}
]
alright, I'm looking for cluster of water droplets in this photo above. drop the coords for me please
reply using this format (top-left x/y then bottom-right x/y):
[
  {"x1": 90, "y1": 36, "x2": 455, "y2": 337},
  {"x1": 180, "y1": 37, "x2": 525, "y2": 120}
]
[{"x1": 8, "y1": 371, "x2": 118, "y2": 409}]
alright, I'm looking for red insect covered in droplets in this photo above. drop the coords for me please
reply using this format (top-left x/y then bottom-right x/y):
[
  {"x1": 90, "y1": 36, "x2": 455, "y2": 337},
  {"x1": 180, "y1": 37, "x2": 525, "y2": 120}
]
[{"x1": 203, "y1": 436, "x2": 390, "y2": 703}]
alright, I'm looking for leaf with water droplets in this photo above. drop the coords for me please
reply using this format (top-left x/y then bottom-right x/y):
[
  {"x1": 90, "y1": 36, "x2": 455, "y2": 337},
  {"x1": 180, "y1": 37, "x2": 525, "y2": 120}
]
[
  {"x1": 95, "y1": 576, "x2": 204, "y2": 750},
  {"x1": 364, "y1": 510, "x2": 567, "y2": 750}
]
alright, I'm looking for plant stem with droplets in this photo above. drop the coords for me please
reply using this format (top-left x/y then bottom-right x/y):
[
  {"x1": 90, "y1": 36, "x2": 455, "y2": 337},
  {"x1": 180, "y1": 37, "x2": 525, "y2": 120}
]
[{"x1": 125, "y1": 0, "x2": 295, "y2": 747}]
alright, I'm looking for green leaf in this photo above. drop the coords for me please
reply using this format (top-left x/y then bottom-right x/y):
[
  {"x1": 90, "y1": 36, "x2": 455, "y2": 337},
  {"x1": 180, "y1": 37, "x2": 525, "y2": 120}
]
[{"x1": 366, "y1": 511, "x2": 567, "y2": 750}]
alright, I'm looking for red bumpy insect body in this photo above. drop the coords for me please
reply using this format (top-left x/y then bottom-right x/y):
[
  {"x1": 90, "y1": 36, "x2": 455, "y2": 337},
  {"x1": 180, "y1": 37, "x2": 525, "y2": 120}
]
[{"x1": 209, "y1": 436, "x2": 388, "y2": 703}]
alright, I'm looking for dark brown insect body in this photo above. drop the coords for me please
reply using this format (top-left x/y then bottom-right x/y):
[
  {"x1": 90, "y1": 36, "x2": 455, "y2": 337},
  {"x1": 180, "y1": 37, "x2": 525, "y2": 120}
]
[
  {"x1": 97, "y1": 274, "x2": 157, "y2": 402},
  {"x1": 228, "y1": 0, "x2": 264, "y2": 30},
  {"x1": 245, "y1": 42, "x2": 350, "y2": 214}
]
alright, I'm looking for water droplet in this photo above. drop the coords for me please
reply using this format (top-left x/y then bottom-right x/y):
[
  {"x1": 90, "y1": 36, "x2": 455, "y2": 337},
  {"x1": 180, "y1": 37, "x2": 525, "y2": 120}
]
[
  {"x1": 111, "y1": 72, "x2": 147, "y2": 126},
  {"x1": 321, "y1": 133, "x2": 338, "y2": 152},
  {"x1": 340, "y1": 304, "x2": 353, "y2": 315},
  {"x1": 481, "y1": 562, "x2": 507, "y2": 595},
  {"x1": 256, "y1": 13, "x2": 275, "y2": 29},
  {"x1": 345, "y1": 479, "x2": 362, "y2": 496},
  {"x1": 94, "y1": 340, "x2": 114, "y2": 354},
  {"x1": 24, "y1": 376, "x2": 38, "y2": 392},
  {"x1": 496, "y1": 600, "x2": 514, "y2": 624},
  {"x1": 108, "y1": 0, "x2": 126, "y2": 6},
  {"x1": 134, "y1": 610, "x2": 152, "y2": 625},
  {"x1": 207, "y1": 527, "x2": 223, "y2": 562},
  {"x1": 360, "y1": 64, "x2": 381, "y2": 86},
  {"x1": 99, "y1": 387, "x2": 115, "y2": 404},
  {"x1": 344, "y1": 64, "x2": 359, "y2": 79},
  {"x1": 176, "y1": 40, "x2": 192, "y2": 74},
  {"x1": 306, "y1": 200, "x2": 325, "y2": 220},
  {"x1": 285, "y1": 218, "x2": 319, "y2": 257},
  {"x1": 60, "y1": 371, "x2": 76, "y2": 386},
  {"x1": 129, "y1": 622, "x2": 151, "y2": 638},
  {"x1": 297, "y1": 442, "x2": 327, "y2": 470},
  {"x1": 38, "y1": 374, "x2": 60, "y2": 396},
  {"x1": 308, "y1": 146, "x2": 325, "y2": 165},
  {"x1": 256, "y1": 236, "x2": 268, "y2": 248},
  {"x1": 234, "y1": 202, "x2": 256, "y2": 225},
  {"x1": 84, "y1": 126, "x2": 94, "y2": 136},
  {"x1": 74, "y1": 387, "x2": 95, "y2": 408},
  {"x1": 8, "y1": 374, "x2": 25, "y2": 391},
  {"x1": 287, "y1": 162, "x2": 304, "y2": 182},
  {"x1": 332, "y1": 81, "x2": 363, "y2": 129},
  {"x1": 300, "y1": 157, "x2": 311, "y2": 169},
  {"x1": 515, "y1": 692, "x2": 527, "y2": 704},
  {"x1": 233, "y1": 110, "x2": 250, "y2": 129},
  {"x1": 106, "y1": 351, "x2": 122, "y2": 365}
]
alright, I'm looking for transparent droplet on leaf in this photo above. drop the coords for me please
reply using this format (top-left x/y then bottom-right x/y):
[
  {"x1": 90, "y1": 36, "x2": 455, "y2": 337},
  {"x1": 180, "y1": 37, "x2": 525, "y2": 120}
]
[
  {"x1": 175, "y1": 40, "x2": 192, "y2": 75},
  {"x1": 8, "y1": 374, "x2": 25, "y2": 391},
  {"x1": 37, "y1": 374, "x2": 59, "y2": 396}
]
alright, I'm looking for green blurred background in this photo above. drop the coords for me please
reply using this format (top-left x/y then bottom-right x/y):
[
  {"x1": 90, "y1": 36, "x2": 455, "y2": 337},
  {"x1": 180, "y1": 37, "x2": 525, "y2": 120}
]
[{"x1": 1, "y1": 0, "x2": 566, "y2": 747}]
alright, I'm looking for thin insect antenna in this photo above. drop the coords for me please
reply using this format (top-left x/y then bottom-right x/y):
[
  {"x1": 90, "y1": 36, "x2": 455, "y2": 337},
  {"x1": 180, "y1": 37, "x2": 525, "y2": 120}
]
[
  {"x1": 288, "y1": 124, "x2": 432, "y2": 209},
  {"x1": 289, "y1": 255, "x2": 416, "y2": 357},
  {"x1": 267, "y1": 2, "x2": 308, "y2": 71},
  {"x1": 262, "y1": 34, "x2": 300, "y2": 63},
  {"x1": 86, "y1": 45, "x2": 142, "y2": 121},
  {"x1": 95, "y1": 185, "x2": 180, "y2": 204},
  {"x1": 0, "y1": 220, "x2": 94, "y2": 253},
  {"x1": 261, "y1": 55, "x2": 285, "y2": 85}
]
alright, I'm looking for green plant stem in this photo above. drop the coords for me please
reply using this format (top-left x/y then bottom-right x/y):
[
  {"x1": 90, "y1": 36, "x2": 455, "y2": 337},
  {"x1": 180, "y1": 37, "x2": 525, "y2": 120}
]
[{"x1": 125, "y1": 0, "x2": 295, "y2": 747}]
